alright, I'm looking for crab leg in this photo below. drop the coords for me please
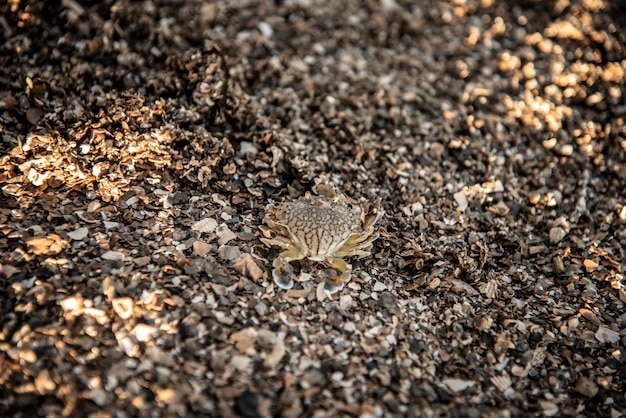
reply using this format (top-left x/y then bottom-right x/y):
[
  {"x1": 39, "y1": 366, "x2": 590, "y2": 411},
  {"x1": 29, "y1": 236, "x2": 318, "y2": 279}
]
[
  {"x1": 271, "y1": 248, "x2": 305, "y2": 290},
  {"x1": 260, "y1": 234, "x2": 294, "y2": 250},
  {"x1": 342, "y1": 229, "x2": 379, "y2": 246},
  {"x1": 335, "y1": 232, "x2": 379, "y2": 258},
  {"x1": 323, "y1": 257, "x2": 352, "y2": 294},
  {"x1": 363, "y1": 210, "x2": 382, "y2": 230}
]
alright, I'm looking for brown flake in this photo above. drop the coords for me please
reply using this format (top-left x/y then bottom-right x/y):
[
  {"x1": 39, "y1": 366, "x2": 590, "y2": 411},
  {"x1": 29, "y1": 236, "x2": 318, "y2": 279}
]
[
  {"x1": 574, "y1": 376, "x2": 599, "y2": 398},
  {"x1": 26, "y1": 234, "x2": 68, "y2": 255},
  {"x1": 193, "y1": 241, "x2": 213, "y2": 257},
  {"x1": 232, "y1": 253, "x2": 264, "y2": 281}
]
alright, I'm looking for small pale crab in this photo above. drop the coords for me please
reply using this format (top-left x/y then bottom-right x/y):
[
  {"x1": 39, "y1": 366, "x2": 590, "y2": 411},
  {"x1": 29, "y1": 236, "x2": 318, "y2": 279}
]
[{"x1": 260, "y1": 193, "x2": 382, "y2": 293}]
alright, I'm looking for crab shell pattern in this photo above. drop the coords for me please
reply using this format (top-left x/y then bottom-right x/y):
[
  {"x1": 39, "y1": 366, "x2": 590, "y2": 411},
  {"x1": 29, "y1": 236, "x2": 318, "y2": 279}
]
[{"x1": 260, "y1": 194, "x2": 381, "y2": 293}]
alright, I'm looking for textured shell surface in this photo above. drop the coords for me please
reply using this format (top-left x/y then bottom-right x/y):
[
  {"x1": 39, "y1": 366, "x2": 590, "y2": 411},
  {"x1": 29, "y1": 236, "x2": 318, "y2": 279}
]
[{"x1": 280, "y1": 199, "x2": 359, "y2": 258}]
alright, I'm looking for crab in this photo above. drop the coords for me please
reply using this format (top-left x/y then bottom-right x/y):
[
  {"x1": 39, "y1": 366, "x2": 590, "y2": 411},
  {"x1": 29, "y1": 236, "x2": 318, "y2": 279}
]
[{"x1": 260, "y1": 193, "x2": 382, "y2": 293}]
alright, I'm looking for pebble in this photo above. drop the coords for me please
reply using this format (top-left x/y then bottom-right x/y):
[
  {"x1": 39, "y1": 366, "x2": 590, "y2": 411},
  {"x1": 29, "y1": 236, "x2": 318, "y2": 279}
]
[
  {"x1": 231, "y1": 355, "x2": 252, "y2": 372},
  {"x1": 595, "y1": 326, "x2": 620, "y2": 344},
  {"x1": 219, "y1": 245, "x2": 240, "y2": 261},
  {"x1": 264, "y1": 339, "x2": 285, "y2": 368},
  {"x1": 379, "y1": 292, "x2": 399, "y2": 314},
  {"x1": 34, "y1": 370, "x2": 56, "y2": 394},
  {"x1": 453, "y1": 191, "x2": 468, "y2": 211},
  {"x1": 211, "y1": 265, "x2": 232, "y2": 285},
  {"x1": 373, "y1": 281, "x2": 387, "y2": 292},
  {"x1": 192, "y1": 218, "x2": 218, "y2": 234},
  {"x1": 339, "y1": 294, "x2": 353, "y2": 310},
  {"x1": 132, "y1": 324, "x2": 157, "y2": 342},
  {"x1": 67, "y1": 227, "x2": 89, "y2": 240},
  {"x1": 255, "y1": 302, "x2": 268, "y2": 316},
  {"x1": 234, "y1": 390, "x2": 259, "y2": 418},
  {"x1": 239, "y1": 141, "x2": 258, "y2": 155},
  {"x1": 574, "y1": 376, "x2": 599, "y2": 398},
  {"x1": 549, "y1": 226, "x2": 567, "y2": 244},
  {"x1": 193, "y1": 241, "x2": 213, "y2": 257},
  {"x1": 442, "y1": 378, "x2": 475, "y2": 393},
  {"x1": 540, "y1": 401, "x2": 559, "y2": 417},
  {"x1": 101, "y1": 250, "x2": 126, "y2": 261},
  {"x1": 112, "y1": 297, "x2": 134, "y2": 320},
  {"x1": 217, "y1": 224, "x2": 237, "y2": 245}
]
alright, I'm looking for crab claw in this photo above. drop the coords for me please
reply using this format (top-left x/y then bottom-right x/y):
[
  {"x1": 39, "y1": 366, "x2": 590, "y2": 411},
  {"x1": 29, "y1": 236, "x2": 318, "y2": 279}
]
[
  {"x1": 322, "y1": 268, "x2": 349, "y2": 294},
  {"x1": 363, "y1": 209, "x2": 382, "y2": 231},
  {"x1": 272, "y1": 260, "x2": 296, "y2": 290}
]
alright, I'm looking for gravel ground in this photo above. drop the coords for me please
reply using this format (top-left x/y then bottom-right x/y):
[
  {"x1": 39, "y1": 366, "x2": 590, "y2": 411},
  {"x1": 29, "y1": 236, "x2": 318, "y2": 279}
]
[{"x1": 1, "y1": 0, "x2": 625, "y2": 417}]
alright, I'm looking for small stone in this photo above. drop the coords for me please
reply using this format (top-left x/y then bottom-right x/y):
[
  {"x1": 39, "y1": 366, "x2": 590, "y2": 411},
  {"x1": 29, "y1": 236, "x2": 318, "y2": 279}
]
[
  {"x1": 193, "y1": 241, "x2": 213, "y2": 257},
  {"x1": 234, "y1": 390, "x2": 259, "y2": 418},
  {"x1": 1, "y1": 264, "x2": 19, "y2": 279},
  {"x1": 331, "y1": 371, "x2": 344, "y2": 382},
  {"x1": 584, "y1": 259, "x2": 599, "y2": 273},
  {"x1": 59, "y1": 296, "x2": 83, "y2": 317},
  {"x1": 192, "y1": 218, "x2": 218, "y2": 234},
  {"x1": 255, "y1": 302, "x2": 268, "y2": 316},
  {"x1": 232, "y1": 253, "x2": 264, "y2": 281},
  {"x1": 379, "y1": 292, "x2": 399, "y2": 313},
  {"x1": 86, "y1": 388, "x2": 109, "y2": 406},
  {"x1": 373, "y1": 281, "x2": 387, "y2": 292},
  {"x1": 87, "y1": 200, "x2": 101, "y2": 213},
  {"x1": 442, "y1": 378, "x2": 475, "y2": 393},
  {"x1": 217, "y1": 224, "x2": 237, "y2": 245},
  {"x1": 595, "y1": 326, "x2": 620, "y2": 344},
  {"x1": 256, "y1": 329, "x2": 276, "y2": 348},
  {"x1": 215, "y1": 311, "x2": 235, "y2": 325},
  {"x1": 545, "y1": 190, "x2": 562, "y2": 206},
  {"x1": 488, "y1": 201, "x2": 510, "y2": 217},
  {"x1": 19, "y1": 349, "x2": 37, "y2": 363},
  {"x1": 316, "y1": 281, "x2": 329, "y2": 302},
  {"x1": 540, "y1": 401, "x2": 559, "y2": 417},
  {"x1": 132, "y1": 324, "x2": 157, "y2": 342},
  {"x1": 474, "y1": 316, "x2": 493, "y2": 331},
  {"x1": 133, "y1": 255, "x2": 152, "y2": 266},
  {"x1": 231, "y1": 355, "x2": 252, "y2": 372},
  {"x1": 219, "y1": 245, "x2": 241, "y2": 261},
  {"x1": 67, "y1": 227, "x2": 89, "y2": 241},
  {"x1": 230, "y1": 328, "x2": 258, "y2": 355},
  {"x1": 101, "y1": 251, "x2": 126, "y2": 262},
  {"x1": 83, "y1": 307, "x2": 110, "y2": 325},
  {"x1": 112, "y1": 297, "x2": 134, "y2": 320},
  {"x1": 212, "y1": 265, "x2": 232, "y2": 285},
  {"x1": 529, "y1": 192, "x2": 542, "y2": 205},
  {"x1": 574, "y1": 376, "x2": 599, "y2": 398},
  {"x1": 264, "y1": 339, "x2": 286, "y2": 368},
  {"x1": 156, "y1": 388, "x2": 177, "y2": 403},
  {"x1": 172, "y1": 229, "x2": 188, "y2": 241},
  {"x1": 239, "y1": 141, "x2": 258, "y2": 155},
  {"x1": 579, "y1": 308, "x2": 601, "y2": 326},
  {"x1": 117, "y1": 334, "x2": 139, "y2": 357},
  {"x1": 549, "y1": 226, "x2": 567, "y2": 244},
  {"x1": 339, "y1": 294, "x2": 353, "y2": 310},
  {"x1": 35, "y1": 369, "x2": 56, "y2": 394},
  {"x1": 453, "y1": 191, "x2": 468, "y2": 211},
  {"x1": 103, "y1": 221, "x2": 119, "y2": 230},
  {"x1": 257, "y1": 21, "x2": 273, "y2": 38}
]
